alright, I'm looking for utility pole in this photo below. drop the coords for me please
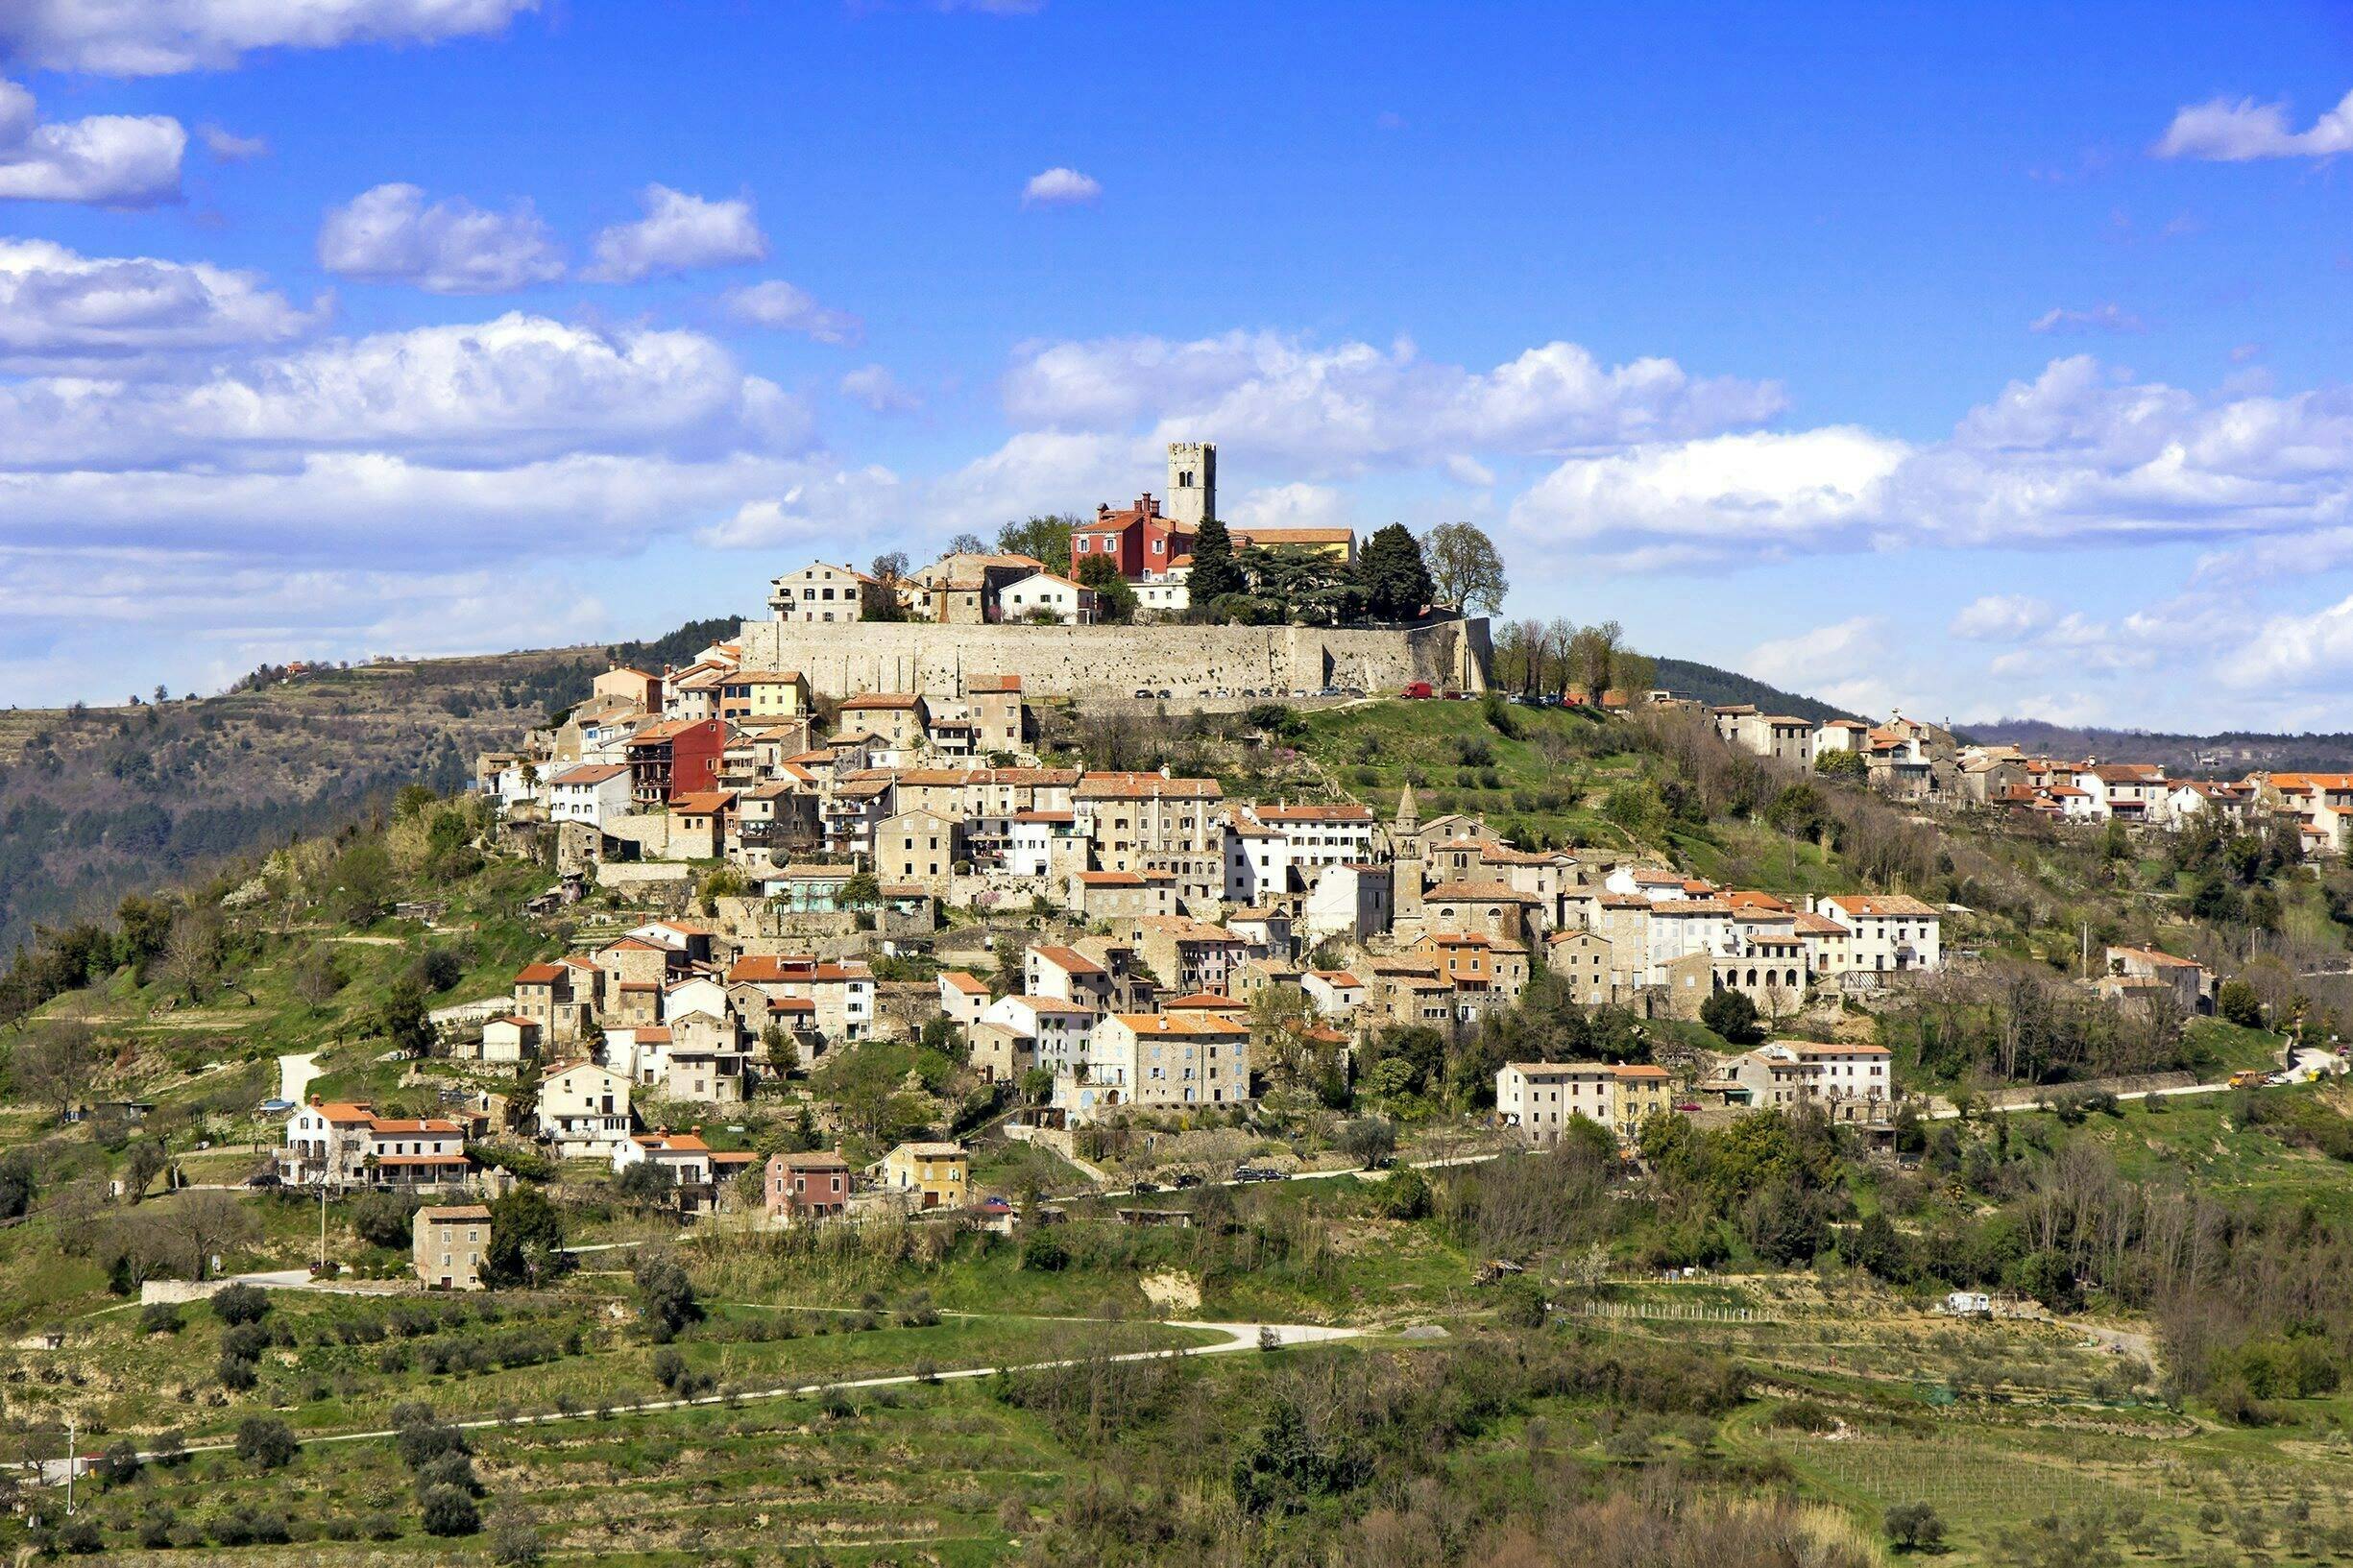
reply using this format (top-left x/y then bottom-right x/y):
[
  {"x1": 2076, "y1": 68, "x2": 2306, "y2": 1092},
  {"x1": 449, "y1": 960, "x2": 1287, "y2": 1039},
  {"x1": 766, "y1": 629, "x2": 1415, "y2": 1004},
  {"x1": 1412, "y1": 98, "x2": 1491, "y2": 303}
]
[{"x1": 62, "y1": 1413, "x2": 75, "y2": 1517}]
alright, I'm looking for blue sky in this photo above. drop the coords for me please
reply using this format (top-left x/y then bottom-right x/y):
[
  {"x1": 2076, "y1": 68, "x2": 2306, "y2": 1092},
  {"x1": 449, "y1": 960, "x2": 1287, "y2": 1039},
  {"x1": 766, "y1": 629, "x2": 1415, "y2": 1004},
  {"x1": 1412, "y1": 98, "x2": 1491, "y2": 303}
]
[{"x1": 6, "y1": 2, "x2": 2353, "y2": 729}]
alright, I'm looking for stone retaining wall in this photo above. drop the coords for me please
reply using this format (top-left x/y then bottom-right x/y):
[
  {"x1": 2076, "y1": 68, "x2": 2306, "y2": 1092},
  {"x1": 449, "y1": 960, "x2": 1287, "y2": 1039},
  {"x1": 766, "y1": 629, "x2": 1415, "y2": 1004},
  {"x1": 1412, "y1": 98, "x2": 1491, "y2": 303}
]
[{"x1": 736, "y1": 615, "x2": 1491, "y2": 701}]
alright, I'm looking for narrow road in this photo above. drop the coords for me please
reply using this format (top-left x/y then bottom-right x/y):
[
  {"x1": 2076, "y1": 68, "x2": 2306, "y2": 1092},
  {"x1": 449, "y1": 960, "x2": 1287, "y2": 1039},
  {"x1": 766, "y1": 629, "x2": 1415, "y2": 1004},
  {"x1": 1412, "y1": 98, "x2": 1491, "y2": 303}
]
[
  {"x1": 276, "y1": 1051, "x2": 322, "y2": 1105},
  {"x1": 103, "y1": 1317, "x2": 1364, "y2": 1471},
  {"x1": 1062, "y1": 1146, "x2": 1502, "y2": 1203}
]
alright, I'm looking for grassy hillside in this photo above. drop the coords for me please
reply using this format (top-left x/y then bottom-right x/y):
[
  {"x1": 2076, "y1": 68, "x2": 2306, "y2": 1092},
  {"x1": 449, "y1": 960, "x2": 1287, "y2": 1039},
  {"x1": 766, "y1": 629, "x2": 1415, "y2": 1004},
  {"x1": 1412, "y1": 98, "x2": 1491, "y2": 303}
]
[{"x1": 0, "y1": 618, "x2": 739, "y2": 962}]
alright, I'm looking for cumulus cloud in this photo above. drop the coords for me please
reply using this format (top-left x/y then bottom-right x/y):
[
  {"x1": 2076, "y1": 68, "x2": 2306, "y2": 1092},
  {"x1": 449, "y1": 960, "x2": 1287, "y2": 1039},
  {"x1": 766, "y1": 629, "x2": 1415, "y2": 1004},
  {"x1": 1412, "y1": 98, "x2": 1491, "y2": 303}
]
[
  {"x1": 0, "y1": 239, "x2": 324, "y2": 365},
  {"x1": 0, "y1": 311, "x2": 807, "y2": 471},
  {"x1": 696, "y1": 467, "x2": 907, "y2": 548},
  {"x1": 0, "y1": 314, "x2": 817, "y2": 619},
  {"x1": 1740, "y1": 616, "x2": 1915, "y2": 716},
  {"x1": 1503, "y1": 354, "x2": 2353, "y2": 572},
  {"x1": 1021, "y1": 166, "x2": 1101, "y2": 206},
  {"x1": 2231, "y1": 591, "x2": 2353, "y2": 688},
  {"x1": 0, "y1": 0, "x2": 538, "y2": 77},
  {"x1": 1507, "y1": 426, "x2": 1905, "y2": 567},
  {"x1": 2030, "y1": 302, "x2": 2145, "y2": 335},
  {"x1": 838, "y1": 364, "x2": 917, "y2": 413},
  {"x1": 2156, "y1": 88, "x2": 2353, "y2": 161},
  {"x1": 586, "y1": 184, "x2": 766, "y2": 282},
  {"x1": 1002, "y1": 330, "x2": 1787, "y2": 475},
  {"x1": 723, "y1": 279, "x2": 862, "y2": 344},
  {"x1": 318, "y1": 182, "x2": 564, "y2": 294},
  {"x1": 1227, "y1": 482, "x2": 1351, "y2": 532},
  {"x1": 0, "y1": 79, "x2": 183, "y2": 205},
  {"x1": 1949, "y1": 594, "x2": 2053, "y2": 640}
]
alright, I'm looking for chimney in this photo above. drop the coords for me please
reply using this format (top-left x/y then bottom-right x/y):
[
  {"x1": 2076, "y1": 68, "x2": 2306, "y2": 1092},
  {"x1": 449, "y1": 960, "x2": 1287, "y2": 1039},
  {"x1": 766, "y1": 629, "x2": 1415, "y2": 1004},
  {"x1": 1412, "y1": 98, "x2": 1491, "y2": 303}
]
[{"x1": 1139, "y1": 493, "x2": 1157, "y2": 517}]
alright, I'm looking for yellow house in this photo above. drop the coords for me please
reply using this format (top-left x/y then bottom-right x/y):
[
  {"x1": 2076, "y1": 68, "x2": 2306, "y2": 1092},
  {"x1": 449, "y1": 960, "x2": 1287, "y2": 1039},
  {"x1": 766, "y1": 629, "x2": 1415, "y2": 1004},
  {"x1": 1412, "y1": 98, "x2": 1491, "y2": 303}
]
[
  {"x1": 1224, "y1": 525, "x2": 1357, "y2": 566},
  {"x1": 878, "y1": 1141, "x2": 969, "y2": 1210},
  {"x1": 723, "y1": 669, "x2": 811, "y2": 719}
]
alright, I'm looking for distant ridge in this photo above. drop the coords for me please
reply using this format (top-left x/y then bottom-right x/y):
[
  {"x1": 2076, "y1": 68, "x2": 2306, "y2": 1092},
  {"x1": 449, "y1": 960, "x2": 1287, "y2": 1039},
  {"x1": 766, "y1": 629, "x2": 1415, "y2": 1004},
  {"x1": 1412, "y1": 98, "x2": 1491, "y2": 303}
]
[
  {"x1": 1960, "y1": 717, "x2": 2353, "y2": 775},
  {"x1": 1650, "y1": 657, "x2": 1863, "y2": 726}
]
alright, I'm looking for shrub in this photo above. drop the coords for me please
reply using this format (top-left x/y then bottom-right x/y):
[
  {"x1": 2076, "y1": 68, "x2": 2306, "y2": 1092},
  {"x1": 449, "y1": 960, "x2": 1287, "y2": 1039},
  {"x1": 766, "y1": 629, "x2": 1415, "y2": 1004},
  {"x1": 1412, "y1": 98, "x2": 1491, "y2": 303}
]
[
  {"x1": 1020, "y1": 1232, "x2": 1069, "y2": 1272},
  {"x1": 489, "y1": 1515, "x2": 546, "y2": 1565},
  {"x1": 210, "y1": 1282, "x2": 270, "y2": 1325},
  {"x1": 234, "y1": 1416, "x2": 298, "y2": 1471},
  {"x1": 420, "y1": 1484, "x2": 481, "y2": 1537},
  {"x1": 139, "y1": 1301, "x2": 182, "y2": 1335},
  {"x1": 1495, "y1": 1278, "x2": 1549, "y2": 1329},
  {"x1": 57, "y1": 1518, "x2": 103, "y2": 1555},
  {"x1": 1375, "y1": 1167, "x2": 1431, "y2": 1221}
]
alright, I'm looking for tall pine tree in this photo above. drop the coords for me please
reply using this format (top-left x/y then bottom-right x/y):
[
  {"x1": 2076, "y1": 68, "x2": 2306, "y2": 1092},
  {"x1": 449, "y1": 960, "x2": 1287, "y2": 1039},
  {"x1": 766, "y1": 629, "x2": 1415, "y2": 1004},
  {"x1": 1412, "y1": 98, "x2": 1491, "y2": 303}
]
[{"x1": 1357, "y1": 523, "x2": 1435, "y2": 620}]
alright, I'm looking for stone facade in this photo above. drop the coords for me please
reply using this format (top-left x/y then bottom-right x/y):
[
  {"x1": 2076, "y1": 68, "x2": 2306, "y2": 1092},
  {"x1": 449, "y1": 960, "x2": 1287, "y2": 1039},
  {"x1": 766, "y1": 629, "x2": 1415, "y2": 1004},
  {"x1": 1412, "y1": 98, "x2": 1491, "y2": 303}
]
[{"x1": 735, "y1": 617, "x2": 1490, "y2": 703}]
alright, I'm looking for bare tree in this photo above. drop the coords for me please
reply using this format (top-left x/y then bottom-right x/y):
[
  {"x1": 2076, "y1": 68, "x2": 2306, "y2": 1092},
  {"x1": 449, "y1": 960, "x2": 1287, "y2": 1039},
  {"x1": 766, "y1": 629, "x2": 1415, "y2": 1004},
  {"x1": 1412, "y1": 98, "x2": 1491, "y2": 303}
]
[
  {"x1": 160, "y1": 1191, "x2": 259, "y2": 1280},
  {"x1": 158, "y1": 908, "x2": 224, "y2": 1004},
  {"x1": 13, "y1": 1021, "x2": 98, "y2": 1123}
]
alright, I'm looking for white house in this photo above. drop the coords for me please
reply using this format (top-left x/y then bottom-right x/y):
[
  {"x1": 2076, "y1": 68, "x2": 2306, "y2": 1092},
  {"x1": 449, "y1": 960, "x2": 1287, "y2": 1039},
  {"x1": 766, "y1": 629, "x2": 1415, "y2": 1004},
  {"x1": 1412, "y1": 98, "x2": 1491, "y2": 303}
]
[
  {"x1": 938, "y1": 970, "x2": 990, "y2": 1027},
  {"x1": 537, "y1": 1061, "x2": 634, "y2": 1160},
  {"x1": 980, "y1": 993, "x2": 1096, "y2": 1073},
  {"x1": 1300, "y1": 969, "x2": 1365, "y2": 1017},
  {"x1": 547, "y1": 763, "x2": 632, "y2": 826},
  {"x1": 479, "y1": 1014, "x2": 541, "y2": 1065},
  {"x1": 996, "y1": 570, "x2": 1097, "y2": 625}
]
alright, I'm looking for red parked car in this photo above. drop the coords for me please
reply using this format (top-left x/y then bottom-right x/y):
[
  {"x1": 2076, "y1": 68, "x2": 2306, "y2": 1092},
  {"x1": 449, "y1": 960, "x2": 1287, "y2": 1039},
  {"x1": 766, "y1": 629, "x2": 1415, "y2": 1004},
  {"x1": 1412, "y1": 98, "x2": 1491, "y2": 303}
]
[{"x1": 1401, "y1": 681, "x2": 1434, "y2": 699}]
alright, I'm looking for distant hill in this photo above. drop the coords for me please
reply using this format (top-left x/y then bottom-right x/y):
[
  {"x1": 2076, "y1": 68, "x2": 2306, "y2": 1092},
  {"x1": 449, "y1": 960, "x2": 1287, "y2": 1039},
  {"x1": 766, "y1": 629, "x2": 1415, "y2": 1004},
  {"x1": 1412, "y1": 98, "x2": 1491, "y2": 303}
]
[
  {"x1": 1961, "y1": 718, "x2": 2353, "y2": 776},
  {"x1": 1650, "y1": 658, "x2": 1862, "y2": 726},
  {"x1": 0, "y1": 617, "x2": 733, "y2": 959}
]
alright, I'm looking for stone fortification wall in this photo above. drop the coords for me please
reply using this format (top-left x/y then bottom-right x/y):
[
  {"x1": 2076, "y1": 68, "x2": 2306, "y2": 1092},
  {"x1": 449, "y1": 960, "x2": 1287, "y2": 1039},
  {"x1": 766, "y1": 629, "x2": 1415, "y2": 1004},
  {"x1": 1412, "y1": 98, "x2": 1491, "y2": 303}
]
[{"x1": 735, "y1": 616, "x2": 1490, "y2": 700}]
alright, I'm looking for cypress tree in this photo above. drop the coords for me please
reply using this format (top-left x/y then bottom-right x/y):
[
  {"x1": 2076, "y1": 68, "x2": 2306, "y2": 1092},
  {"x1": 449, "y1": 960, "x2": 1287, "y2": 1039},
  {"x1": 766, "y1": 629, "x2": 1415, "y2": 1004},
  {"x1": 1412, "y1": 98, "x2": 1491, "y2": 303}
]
[{"x1": 1186, "y1": 516, "x2": 1245, "y2": 607}]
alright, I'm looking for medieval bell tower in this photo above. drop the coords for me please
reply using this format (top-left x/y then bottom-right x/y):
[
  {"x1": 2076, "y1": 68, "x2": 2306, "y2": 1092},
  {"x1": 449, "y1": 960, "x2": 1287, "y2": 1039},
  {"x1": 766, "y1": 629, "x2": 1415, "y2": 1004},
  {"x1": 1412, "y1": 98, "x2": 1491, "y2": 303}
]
[{"x1": 1165, "y1": 441, "x2": 1216, "y2": 528}]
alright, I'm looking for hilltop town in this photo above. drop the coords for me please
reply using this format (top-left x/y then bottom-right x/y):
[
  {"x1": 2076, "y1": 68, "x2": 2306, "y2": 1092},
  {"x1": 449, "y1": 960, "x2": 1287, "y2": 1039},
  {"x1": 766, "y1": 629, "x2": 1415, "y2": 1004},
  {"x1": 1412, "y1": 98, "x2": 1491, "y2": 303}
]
[
  {"x1": 0, "y1": 448, "x2": 2349, "y2": 1561},
  {"x1": 452, "y1": 445, "x2": 1970, "y2": 1213}
]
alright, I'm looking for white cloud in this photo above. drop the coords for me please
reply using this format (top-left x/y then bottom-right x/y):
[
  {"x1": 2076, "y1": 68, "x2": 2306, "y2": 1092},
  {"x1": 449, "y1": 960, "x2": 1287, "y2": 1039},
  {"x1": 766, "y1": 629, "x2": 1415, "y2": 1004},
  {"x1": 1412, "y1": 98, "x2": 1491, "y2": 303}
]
[
  {"x1": 1740, "y1": 615, "x2": 1912, "y2": 716},
  {"x1": 838, "y1": 364, "x2": 917, "y2": 412},
  {"x1": 0, "y1": 0, "x2": 539, "y2": 77},
  {"x1": 2155, "y1": 88, "x2": 2353, "y2": 161},
  {"x1": 723, "y1": 279, "x2": 862, "y2": 344},
  {"x1": 0, "y1": 238, "x2": 324, "y2": 364},
  {"x1": 696, "y1": 468, "x2": 907, "y2": 549},
  {"x1": 1227, "y1": 482, "x2": 1350, "y2": 532},
  {"x1": 585, "y1": 184, "x2": 766, "y2": 282},
  {"x1": 1949, "y1": 594, "x2": 2053, "y2": 640},
  {"x1": 198, "y1": 124, "x2": 268, "y2": 160},
  {"x1": 2228, "y1": 592, "x2": 2353, "y2": 689},
  {"x1": 1508, "y1": 426, "x2": 1906, "y2": 565},
  {"x1": 0, "y1": 311, "x2": 807, "y2": 471},
  {"x1": 1003, "y1": 330, "x2": 1787, "y2": 475},
  {"x1": 317, "y1": 182, "x2": 564, "y2": 294},
  {"x1": 0, "y1": 79, "x2": 183, "y2": 205},
  {"x1": 1504, "y1": 355, "x2": 2353, "y2": 572},
  {"x1": 1021, "y1": 166, "x2": 1100, "y2": 206},
  {"x1": 2030, "y1": 302, "x2": 2145, "y2": 335}
]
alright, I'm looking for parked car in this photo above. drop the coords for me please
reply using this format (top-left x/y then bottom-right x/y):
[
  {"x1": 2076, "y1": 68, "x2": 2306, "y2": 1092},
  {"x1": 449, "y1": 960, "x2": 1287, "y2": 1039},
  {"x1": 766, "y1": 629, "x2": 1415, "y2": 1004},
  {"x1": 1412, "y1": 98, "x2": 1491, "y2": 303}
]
[
  {"x1": 1131, "y1": 1179, "x2": 1160, "y2": 1194},
  {"x1": 1132, "y1": 688, "x2": 1153, "y2": 699},
  {"x1": 1231, "y1": 1164, "x2": 1284, "y2": 1183},
  {"x1": 1172, "y1": 1172, "x2": 1203, "y2": 1190},
  {"x1": 1401, "y1": 681, "x2": 1434, "y2": 699}
]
